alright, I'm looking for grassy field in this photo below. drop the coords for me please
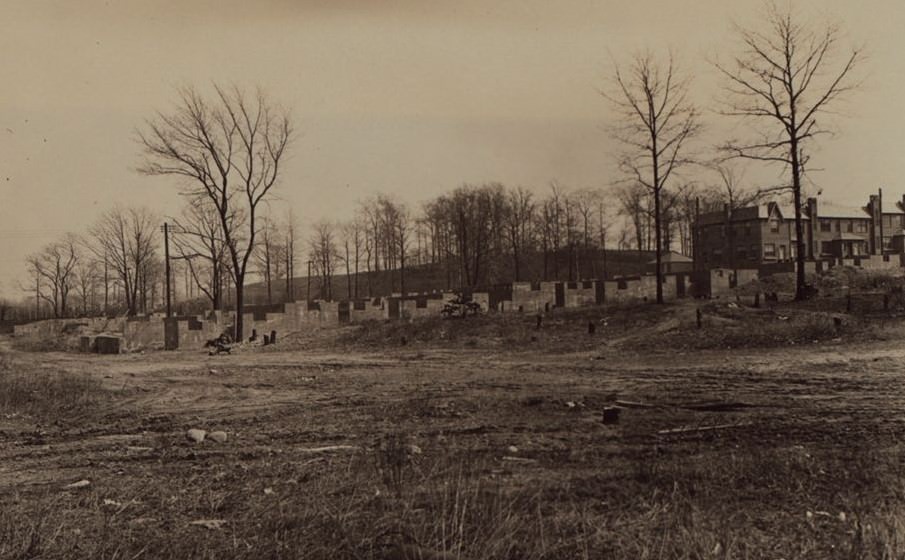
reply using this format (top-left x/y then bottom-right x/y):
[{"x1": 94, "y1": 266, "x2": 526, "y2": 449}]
[{"x1": 3, "y1": 301, "x2": 905, "y2": 559}]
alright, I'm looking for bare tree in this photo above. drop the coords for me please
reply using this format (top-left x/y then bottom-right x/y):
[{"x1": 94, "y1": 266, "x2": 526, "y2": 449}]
[
  {"x1": 715, "y1": 2, "x2": 863, "y2": 300},
  {"x1": 283, "y1": 209, "x2": 299, "y2": 302},
  {"x1": 73, "y1": 250, "x2": 100, "y2": 316},
  {"x1": 504, "y1": 187, "x2": 536, "y2": 282},
  {"x1": 254, "y1": 217, "x2": 284, "y2": 305},
  {"x1": 89, "y1": 207, "x2": 158, "y2": 315},
  {"x1": 309, "y1": 220, "x2": 338, "y2": 300},
  {"x1": 340, "y1": 219, "x2": 364, "y2": 299},
  {"x1": 26, "y1": 234, "x2": 80, "y2": 318},
  {"x1": 138, "y1": 84, "x2": 292, "y2": 338},
  {"x1": 604, "y1": 51, "x2": 701, "y2": 303},
  {"x1": 172, "y1": 198, "x2": 229, "y2": 311}
]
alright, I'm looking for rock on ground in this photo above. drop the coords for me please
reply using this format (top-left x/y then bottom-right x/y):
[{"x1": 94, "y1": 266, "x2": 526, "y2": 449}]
[
  {"x1": 207, "y1": 431, "x2": 228, "y2": 443},
  {"x1": 186, "y1": 429, "x2": 207, "y2": 443}
]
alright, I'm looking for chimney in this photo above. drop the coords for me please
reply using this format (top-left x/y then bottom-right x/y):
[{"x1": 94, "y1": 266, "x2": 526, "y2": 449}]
[
  {"x1": 869, "y1": 194, "x2": 880, "y2": 254},
  {"x1": 806, "y1": 197, "x2": 818, "y2": 218}
]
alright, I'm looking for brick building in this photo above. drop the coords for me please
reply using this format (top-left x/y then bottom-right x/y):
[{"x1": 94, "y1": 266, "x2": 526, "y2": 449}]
[
  {"x1": 695, "y1": 189, "x2": 905, "y2": 269},
  {"x1": 696, "y1": 201, "x2": 802, "y2": 269}
]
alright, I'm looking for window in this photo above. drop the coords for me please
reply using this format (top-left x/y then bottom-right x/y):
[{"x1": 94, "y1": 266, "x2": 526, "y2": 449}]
[
  {"x1": 763, "y1": 243, "x2": 776, "y2": 258},
  {"x1": 846, "y1": 221, "x2": 854, "y2": 233},
  {"x1": 749, "y1": 244, "x2": 758, "y2": 259},
  {"x1": 821, "y1": 241, "x2": 833, "y2": 255},
  {"x1": 835, "y1": 220, "x2": 841, "y2": 232},
  {"x1": 856, "y1": 221, "x2": 868, "y2": 233},
  {"x1": 820, "y1": 219, "x2": 831, "y2": 232},
  {"x1": 744, "y1": 223, "x2": 752, "y2": 237},
  {"x1": 770, "y1": 218, "x2": 780, "y2": 232}
]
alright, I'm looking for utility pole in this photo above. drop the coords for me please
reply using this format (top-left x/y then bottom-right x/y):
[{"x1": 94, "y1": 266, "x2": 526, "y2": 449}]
[
  {"x1": 103, "y1": 250, "x2": 109, "y2": 317},
  {"x1": 306, "y1": 259, "x2": 312, "y2": 301},
  {"x1": 162, "y1": 223, "x2": 172, "y2": 317}
]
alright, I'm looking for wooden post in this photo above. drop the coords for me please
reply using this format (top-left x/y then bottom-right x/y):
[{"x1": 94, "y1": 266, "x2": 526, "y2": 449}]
[{"x1": 696, "y1": 307, "x2": 702, "y2": 329}]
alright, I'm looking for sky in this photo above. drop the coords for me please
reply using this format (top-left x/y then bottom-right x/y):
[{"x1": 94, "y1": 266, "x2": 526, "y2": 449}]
[{"x1": 1, "y1": 0, "x2": 903, "y2": 298}]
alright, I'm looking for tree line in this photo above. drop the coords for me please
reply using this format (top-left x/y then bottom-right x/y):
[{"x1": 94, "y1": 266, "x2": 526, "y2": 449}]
[{"x1": 7, "y1": 2, "x2": 863, "y2": 329}]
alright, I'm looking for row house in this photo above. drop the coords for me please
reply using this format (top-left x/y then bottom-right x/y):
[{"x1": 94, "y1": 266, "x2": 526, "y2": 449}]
[
  {"x1": 696, "y1": 201, "x2": 802, "y2": 269},
  {"x1": 695, "y1": 189, "x2": 905, "y2": 269}
]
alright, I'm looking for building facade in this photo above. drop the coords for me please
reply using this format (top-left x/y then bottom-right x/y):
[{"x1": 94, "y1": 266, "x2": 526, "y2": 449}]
[{"x1": 695, "y1": 189, "x2": 904, "y2": 269}]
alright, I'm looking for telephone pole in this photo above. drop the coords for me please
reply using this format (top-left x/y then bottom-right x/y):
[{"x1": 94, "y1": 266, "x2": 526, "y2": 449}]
[{"x1": 162, "y1": 223, "x2": 172, "y2": 317}]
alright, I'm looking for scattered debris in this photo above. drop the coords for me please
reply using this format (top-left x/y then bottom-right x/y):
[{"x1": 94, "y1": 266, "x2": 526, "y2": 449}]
[
  {"x1": 102, "y1": 499, "x2": 121, "y2": 507},
  {"x1": 207, "y1": 431, "x2": 228, "y2": 443},
  {"x1": 614, "y1": 399, "x2": 658, "y2": 409},
  {"x1": 407, "y1": 444, "x2": 422, "y2": 455},
  {"x1": 507, "y1": 445, "x2": 519, "y2": 453},
  {"x1": 565, "y1": 401, "x2": 577, "y2": 408},
  {"x1": 64, "y1": 479, "x2": 91, "y2": 489},
  {"x1": 680, "y1": 401, "x2": 755, "y2": 412},
  {"x1": 657, "y1": 422, "x2": 753, "y2": 436},
  {"x1": 297, "y1": 445, "x2": 359, "y2": 454},
  {"x1": 189, "y1": 519, "x2": 227, "y2": 530},
  {"x1": 263, "y1": 487, "x2": 274, "y2": 495},
  {"x1": 186, "y1": 429, "x2": 207, "y2": 443}
]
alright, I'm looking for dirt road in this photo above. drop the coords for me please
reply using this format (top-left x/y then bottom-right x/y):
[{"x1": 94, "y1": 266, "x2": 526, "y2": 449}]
[{"x1": 2, "y1": 335, "x2": 904, "y2": 558}]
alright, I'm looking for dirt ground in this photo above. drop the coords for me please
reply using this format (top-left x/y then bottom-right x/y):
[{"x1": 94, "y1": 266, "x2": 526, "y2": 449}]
[{"x1": 3, "y1": 317, "x2": 905, "y2": 558}]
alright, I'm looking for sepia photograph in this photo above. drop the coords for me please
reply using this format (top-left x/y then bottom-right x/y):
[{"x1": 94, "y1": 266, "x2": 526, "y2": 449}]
[{"x1": 0, "y1": 0, "x2": 902, "y2": 557}]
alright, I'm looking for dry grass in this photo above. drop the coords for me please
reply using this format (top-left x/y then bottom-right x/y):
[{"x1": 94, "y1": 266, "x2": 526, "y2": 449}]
[
  {"x1": 0, "y1": 351, "x2": 104, "y2": 418},
  {"x1": 3, "y1": 437, "x2": 905, "y2": 559}
]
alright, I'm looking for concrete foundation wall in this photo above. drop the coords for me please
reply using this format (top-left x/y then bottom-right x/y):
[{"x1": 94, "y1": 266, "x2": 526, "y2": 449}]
[
  {"x1": 563, "y1": 282, "x2": 597, "y2": 307},
  {"x1": 606, "y1": 275, "x2": 677, "y2": 303},
  {"x1": 509, "y1": 282, "x2": 556, "y2": 313},
  {"x1": 14, "y1": 317, "x2": 126, "y2": 338}
]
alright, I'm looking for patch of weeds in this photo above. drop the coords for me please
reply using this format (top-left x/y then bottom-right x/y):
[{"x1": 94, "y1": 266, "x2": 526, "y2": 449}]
[{"x1": 0, "y1": 354, "x2": 105, "y2": 418}]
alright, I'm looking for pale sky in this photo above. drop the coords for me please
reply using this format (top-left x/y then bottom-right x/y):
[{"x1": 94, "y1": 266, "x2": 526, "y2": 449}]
[{"x1": 1, "y1": 0, "x2": 902, "y2": 297}]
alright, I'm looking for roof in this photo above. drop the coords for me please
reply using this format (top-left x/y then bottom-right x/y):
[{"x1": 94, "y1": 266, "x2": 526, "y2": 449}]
[
  {"x1": 813, "y1": 202, "x2": 870, "y2": 220},
  {"x1": 647, "y1": 251, "x2": 693, "y2": 264},
  {"x1": 698, "y1": 201, "x2": 809, "y2": 226}
]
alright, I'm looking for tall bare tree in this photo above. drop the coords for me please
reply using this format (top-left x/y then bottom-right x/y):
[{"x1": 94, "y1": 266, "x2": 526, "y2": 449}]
[
  {"x1": 503, "y1": 186, "x2": 536, "y2": 282},
  {"x1": 89, "y1": 206, "x2": 158, "y2": 315},
  {"x1": 605, "y1": 52, "x2": 701, "y2": 303},
  {"x1": 172, "y1": 198, "x2": 228, "y2": 311},
  {"x1": 309, "y1": 220, "x2": 338, "y2": 300},
  {"x1": 26, "y1": 234, "x2": 80, "y2": 318},
  {"x1": 283, "y1": 209, "x2": 299, "y2": 302},
  {"x1": 715, "y1": 2, "x2": 863, "y2": 300},
  {"x1": 138, "y1": 84, "x2": 292, "y2": 338}
]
